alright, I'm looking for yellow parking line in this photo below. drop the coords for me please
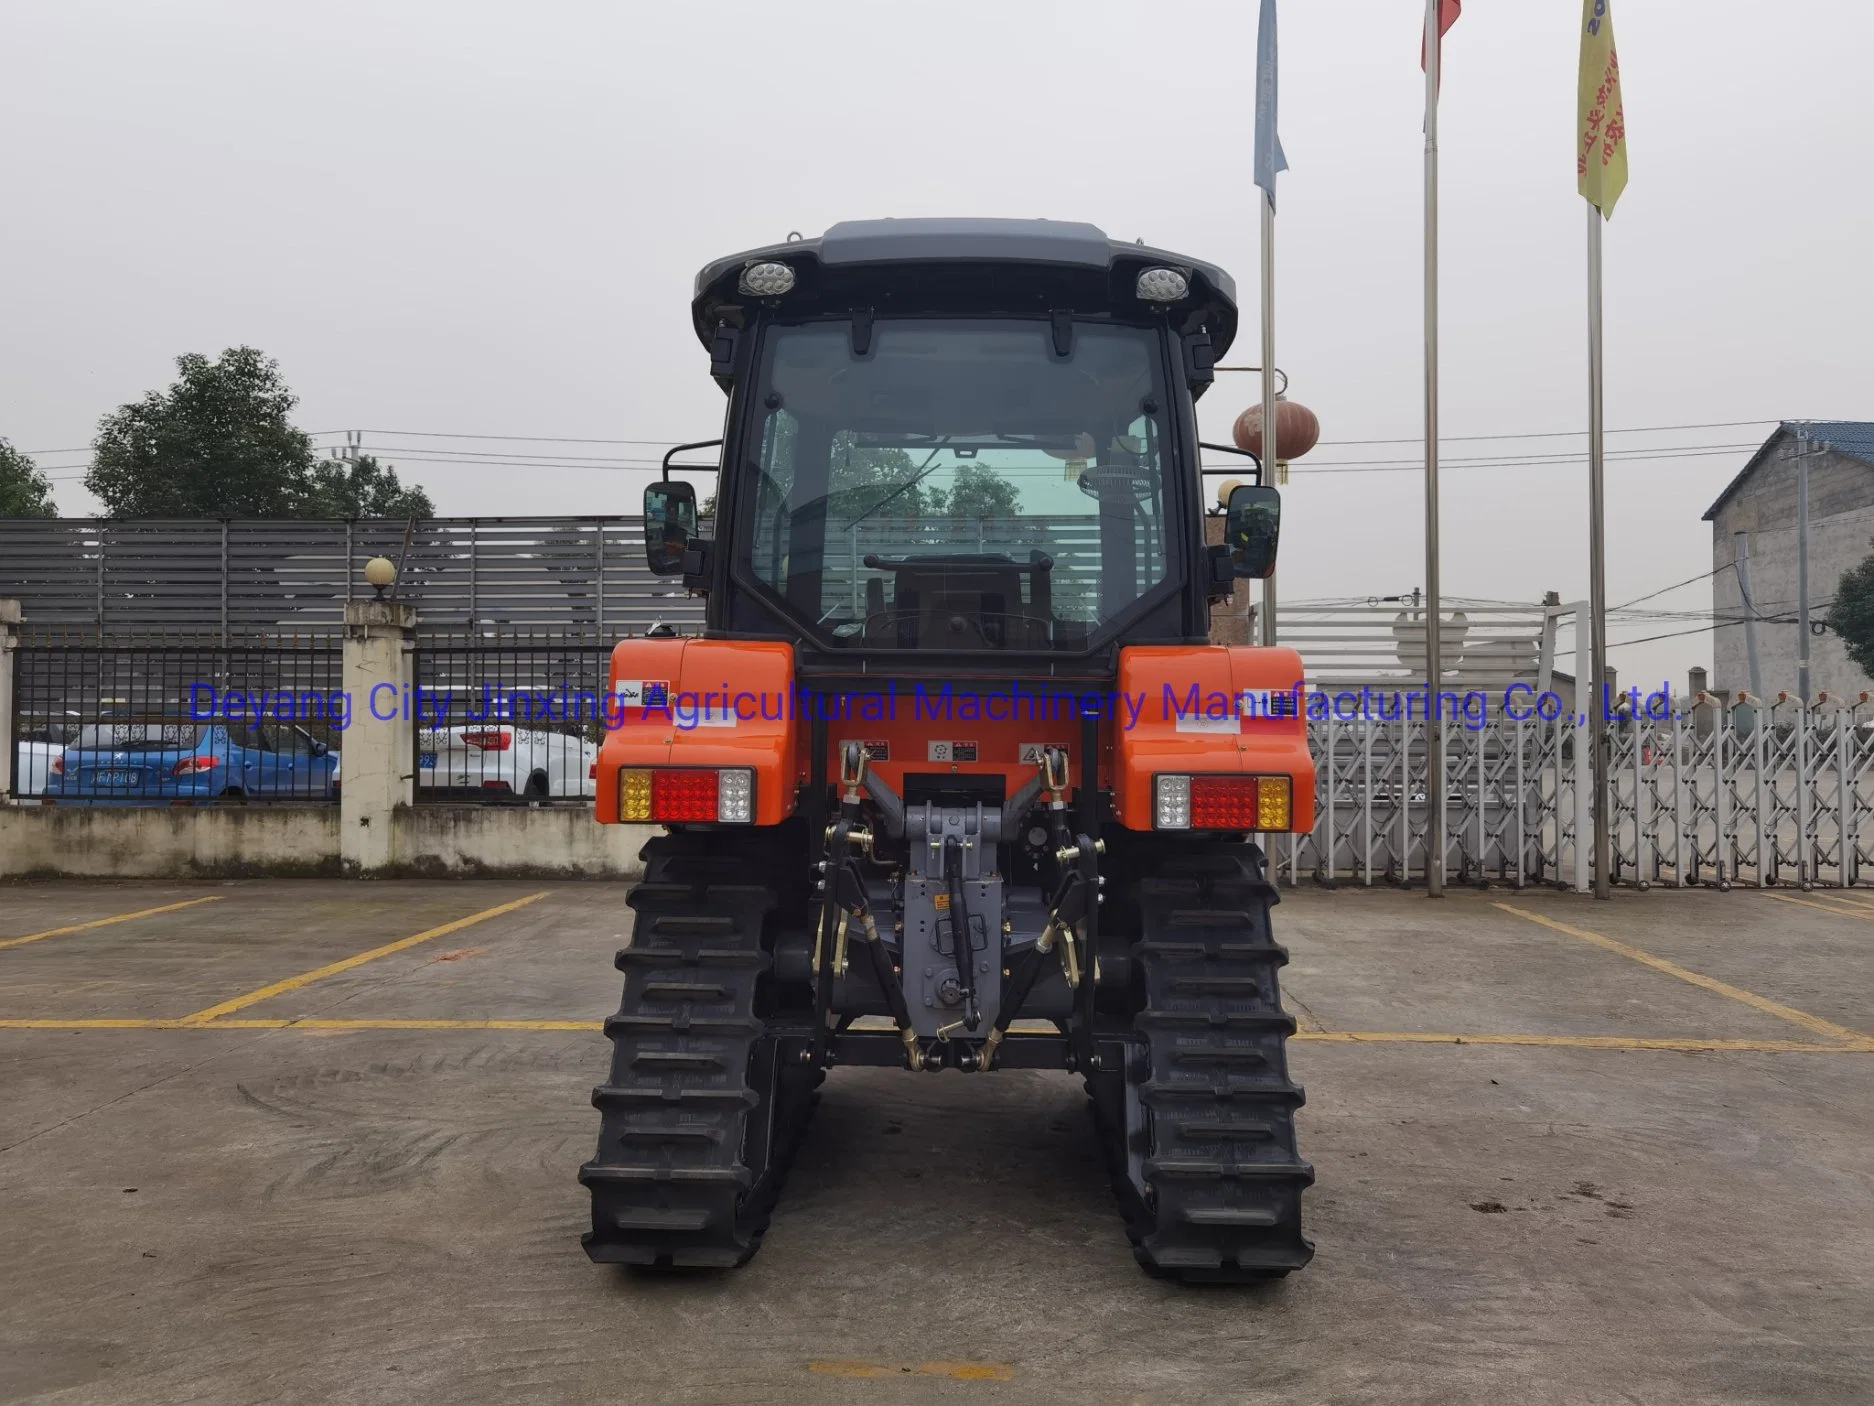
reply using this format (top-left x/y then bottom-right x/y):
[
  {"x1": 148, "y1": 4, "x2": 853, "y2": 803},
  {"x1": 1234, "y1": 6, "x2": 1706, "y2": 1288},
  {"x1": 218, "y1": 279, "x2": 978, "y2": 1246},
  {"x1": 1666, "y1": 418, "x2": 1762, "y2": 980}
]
[
  {"x1": 810, "y1": 1362, "x2": 1016, "y2": 1382},
  {"x1": 2, "y1": 1018, "x2": 1870, "y2": 1052},
  {"x1": 215, "y1": 1017, "x2": 602, "y2": 1031},
  {"x1": 175, "y1": 892, "x2": 551, "y2": 1025},
  {"x1": 0, "y1": 1016, "x2": 597, "y2": 1031},
  {"x1": 1495, "y1": 903, "x2": 1872, "y2": 1045},
  {"x1": 1801, "y1": 888, "x2": 1874, "y2": 908},
  {"x1": 0, "y1": 896, "x2": 223, "y2": 951},
  {"x1": 1766, "y1": 891, "x2": 1874, "y2": 920},
  {"x1": 1292, "y1": 1030, "x2": 1874, "y2": 1053}
]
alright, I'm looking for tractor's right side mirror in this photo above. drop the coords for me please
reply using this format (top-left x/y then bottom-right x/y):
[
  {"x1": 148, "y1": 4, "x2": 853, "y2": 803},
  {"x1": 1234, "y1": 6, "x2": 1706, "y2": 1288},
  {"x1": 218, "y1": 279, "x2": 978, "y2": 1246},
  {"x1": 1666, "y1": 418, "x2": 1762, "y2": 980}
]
[
  {"x1": 1225, "y1": 483, "x2": 1281, "y2": 579},
  {"x1": 643, "y1": 480, "x2": 698, "y2": 576}
]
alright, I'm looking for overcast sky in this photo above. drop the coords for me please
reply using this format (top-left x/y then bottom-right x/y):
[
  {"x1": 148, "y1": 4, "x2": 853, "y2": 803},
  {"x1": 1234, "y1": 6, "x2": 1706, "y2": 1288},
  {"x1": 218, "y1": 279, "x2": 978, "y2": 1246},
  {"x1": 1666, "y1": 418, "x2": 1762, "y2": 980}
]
[{"x1": 4, "y1": 0, "x2": 1869, "y2": 687}]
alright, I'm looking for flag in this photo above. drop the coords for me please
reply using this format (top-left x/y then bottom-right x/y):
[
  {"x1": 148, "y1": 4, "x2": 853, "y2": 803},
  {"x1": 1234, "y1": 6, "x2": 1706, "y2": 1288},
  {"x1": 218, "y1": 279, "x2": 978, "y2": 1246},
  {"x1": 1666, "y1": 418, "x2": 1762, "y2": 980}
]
[
  {"x1": 1253, "y1": 0, "x2": 1287, "y2": 210},
  {"x1": 1420, "y1": 0, "x2": 1462, "y2": 76},
  {"x1": 1577, "y1": 0, "x2": 1629, "y2": 216}
]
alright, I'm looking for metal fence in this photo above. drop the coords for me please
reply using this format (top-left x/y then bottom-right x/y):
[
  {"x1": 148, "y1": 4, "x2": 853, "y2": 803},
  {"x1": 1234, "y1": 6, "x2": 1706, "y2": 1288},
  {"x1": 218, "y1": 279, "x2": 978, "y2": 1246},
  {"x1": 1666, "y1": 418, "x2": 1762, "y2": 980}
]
[
  {"x1": 12, "y1": 645, "x2": 343, "y2": 804},
  {"x1": 410, "y1": 642, "x2": 614, "y2": 804},
  {"x1": 0, "y1": 517, "x2": 704, "y2": 642},
  {"x1": 1270, "y1": 699, "x2": 1874, "y2": 890}
]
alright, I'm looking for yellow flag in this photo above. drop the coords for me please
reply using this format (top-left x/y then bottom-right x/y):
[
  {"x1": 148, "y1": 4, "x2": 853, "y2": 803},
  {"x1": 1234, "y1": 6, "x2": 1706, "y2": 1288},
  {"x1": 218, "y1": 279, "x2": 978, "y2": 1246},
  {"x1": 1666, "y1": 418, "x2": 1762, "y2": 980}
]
[{"x1": 1577, "y1": 0, "x2": 1629, "y2": 216}]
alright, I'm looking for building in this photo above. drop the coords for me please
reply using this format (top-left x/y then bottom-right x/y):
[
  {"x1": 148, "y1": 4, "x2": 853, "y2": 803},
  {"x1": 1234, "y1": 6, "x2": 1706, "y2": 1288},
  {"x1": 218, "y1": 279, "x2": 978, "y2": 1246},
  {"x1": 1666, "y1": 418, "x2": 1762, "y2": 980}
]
[{"x1": 1704, "y1": 421, "x2": 1874, "y2": 701}]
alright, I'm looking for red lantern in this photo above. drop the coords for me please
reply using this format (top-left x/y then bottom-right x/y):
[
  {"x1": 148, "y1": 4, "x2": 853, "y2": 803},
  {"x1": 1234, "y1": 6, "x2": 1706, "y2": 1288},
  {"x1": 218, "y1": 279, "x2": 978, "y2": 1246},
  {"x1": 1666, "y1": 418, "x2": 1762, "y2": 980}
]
[{"x1": 1232, "y1": 397, "x2": 1321, "y2": 462}]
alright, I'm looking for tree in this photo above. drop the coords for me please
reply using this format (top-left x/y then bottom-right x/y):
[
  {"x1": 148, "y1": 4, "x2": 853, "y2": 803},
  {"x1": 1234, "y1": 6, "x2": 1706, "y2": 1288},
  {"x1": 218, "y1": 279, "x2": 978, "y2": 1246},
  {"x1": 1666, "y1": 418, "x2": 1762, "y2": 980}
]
[
  {"x1": 931, "y1": 462, "x2": 1021, "y2": 520},
  {"x1": 87, "y1": 347, "x2": 316, "y2": 516},
  {"x1": 1830, "y1": 545, "x2": 1874, "y2": 678},
  {"x1": 307, "y1": 454, "x2": 434, "y2": 518},
  {"x1": 84, "y1": 347, "x2": 433, "y2": 518},
  {"x1": 0, "y1": 439, "x2": 58, "y2": 517},
  {"x1": 826, "y1": 438, "x2": 927, "y2": 519}
]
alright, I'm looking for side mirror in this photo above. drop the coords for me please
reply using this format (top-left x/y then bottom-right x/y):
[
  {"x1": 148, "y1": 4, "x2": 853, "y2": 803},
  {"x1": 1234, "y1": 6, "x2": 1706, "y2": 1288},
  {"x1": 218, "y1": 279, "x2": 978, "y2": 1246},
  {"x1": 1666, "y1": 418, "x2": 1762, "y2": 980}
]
[
  {"x1": 1225, "y1": 483, "x2": 1281, "y2": 579},
  {"x1": 644, "y1": 480, "x2": 698, "y2": 576},
  {"x1": 309, "y1": 739, "x2": 329, "y2": 757}
]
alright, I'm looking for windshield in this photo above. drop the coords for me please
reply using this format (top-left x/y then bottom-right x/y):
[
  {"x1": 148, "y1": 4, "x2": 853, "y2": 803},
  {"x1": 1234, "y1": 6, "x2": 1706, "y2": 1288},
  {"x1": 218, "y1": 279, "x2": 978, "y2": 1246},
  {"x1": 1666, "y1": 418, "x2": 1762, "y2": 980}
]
[{"x1": 739, "y1": 318, "x2": 1173, "y2": 651}]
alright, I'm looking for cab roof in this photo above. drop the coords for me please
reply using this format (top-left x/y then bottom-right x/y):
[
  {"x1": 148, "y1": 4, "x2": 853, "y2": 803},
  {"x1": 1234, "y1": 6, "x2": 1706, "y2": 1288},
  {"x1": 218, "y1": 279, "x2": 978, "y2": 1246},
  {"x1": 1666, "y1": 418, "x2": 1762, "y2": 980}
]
[{"x1": 691, "y1": 218, "x2": 1238, "y2": 358}]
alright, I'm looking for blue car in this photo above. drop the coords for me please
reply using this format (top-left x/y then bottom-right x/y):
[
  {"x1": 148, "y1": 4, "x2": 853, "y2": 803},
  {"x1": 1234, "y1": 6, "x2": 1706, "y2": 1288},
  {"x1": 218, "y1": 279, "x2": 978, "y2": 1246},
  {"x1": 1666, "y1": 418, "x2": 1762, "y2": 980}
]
[{"x1": 43, "y1": 719, "x2": 340, "y2": 804}]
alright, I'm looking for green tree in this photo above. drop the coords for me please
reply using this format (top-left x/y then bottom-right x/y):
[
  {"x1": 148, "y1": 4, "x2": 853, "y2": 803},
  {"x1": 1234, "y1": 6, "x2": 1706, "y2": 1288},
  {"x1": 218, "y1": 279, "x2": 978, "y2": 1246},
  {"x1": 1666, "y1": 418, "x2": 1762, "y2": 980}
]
[
  {"x1": 0, "y1": 438, "x2": 58, "y2": 517},
  {"x1": 931, "y1": 462, "x2": 1020, "y2": 520},
  {"x1": 87, "y1": 347, "x2": 317, "y2": 516},
  {"x1": 1830, "y1": 545, "x2": 1874, "y2": 678},
  {"x1": 825, "y1": 435, "x2": 934, "y2": 520},
  {"x1": 84, "y1": 347, "x2": 432, "y2": 518},
  {"x1": 307, "y1": 454, "x2": 434, "y2": 518}
]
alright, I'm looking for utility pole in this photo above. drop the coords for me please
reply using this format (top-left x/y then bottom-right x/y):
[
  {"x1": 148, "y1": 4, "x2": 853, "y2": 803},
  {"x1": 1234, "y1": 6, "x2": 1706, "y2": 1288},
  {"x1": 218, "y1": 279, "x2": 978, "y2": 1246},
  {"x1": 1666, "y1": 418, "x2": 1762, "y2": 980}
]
[
  {"x1": 1796, "y1": 426, "x2": 1814, "y2": 703},
  {"x1": 1733, "y1": 531, "x2": 1764, "y2": 700},
  {"x1": 1585, "y1": 207, "x2": 1611, "y2": 900},
  {"x1": 1422, "y1": 0, "x2": 1446, "y2": 898},
  {"x1": 1260, "y1": 194, "x2": 1278, "y2": 649}
]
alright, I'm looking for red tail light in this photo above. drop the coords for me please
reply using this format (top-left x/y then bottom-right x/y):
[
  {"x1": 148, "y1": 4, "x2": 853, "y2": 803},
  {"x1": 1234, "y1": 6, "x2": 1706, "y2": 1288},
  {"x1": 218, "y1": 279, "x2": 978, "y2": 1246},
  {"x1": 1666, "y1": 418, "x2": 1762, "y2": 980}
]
[
  {"x1": 462, "y1": 730, "x2": 513, "y2": 751},
  {"x1": 172, "y1": 756, "x2": 221, "y2": 777},
  {"x1": 651, "y1": 769, "x2": 719, "y2": 822},
  {"x1": 481, "y1": 779, "x2": 512, "y2": 792},
  {"x1": 588, "y1": 763, "x2": 598, "y2": 780},
  {"x1": 1188, "y1": 775, "x2": 1262, "y2": 829}
]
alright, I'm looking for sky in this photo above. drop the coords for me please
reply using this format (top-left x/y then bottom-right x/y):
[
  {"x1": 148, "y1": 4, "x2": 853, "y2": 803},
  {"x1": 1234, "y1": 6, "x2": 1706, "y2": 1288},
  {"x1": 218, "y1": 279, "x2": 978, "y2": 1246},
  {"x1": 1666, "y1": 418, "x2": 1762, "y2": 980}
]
[{"x1": 3, "y1": 0, "x2": 1870, "y2": 688}]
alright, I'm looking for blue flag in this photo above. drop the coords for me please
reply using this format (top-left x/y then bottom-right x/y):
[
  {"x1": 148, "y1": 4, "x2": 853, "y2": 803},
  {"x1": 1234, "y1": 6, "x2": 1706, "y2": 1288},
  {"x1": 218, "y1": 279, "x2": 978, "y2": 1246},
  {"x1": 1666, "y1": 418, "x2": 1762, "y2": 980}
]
[{"x1": 1254, "y1": 0, "x2": 1288, "y2": 210}]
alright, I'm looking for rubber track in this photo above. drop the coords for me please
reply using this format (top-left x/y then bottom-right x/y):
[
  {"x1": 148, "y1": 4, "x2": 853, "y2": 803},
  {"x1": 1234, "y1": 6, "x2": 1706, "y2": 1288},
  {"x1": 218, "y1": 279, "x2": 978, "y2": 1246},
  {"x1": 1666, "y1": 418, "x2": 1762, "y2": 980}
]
[
  {"x1": 1095, "y1": 844, "x2": 1314, "y2": 1281},
  {"x1": 580, "y1": 835, "x2": 814, "y2": 1268}
]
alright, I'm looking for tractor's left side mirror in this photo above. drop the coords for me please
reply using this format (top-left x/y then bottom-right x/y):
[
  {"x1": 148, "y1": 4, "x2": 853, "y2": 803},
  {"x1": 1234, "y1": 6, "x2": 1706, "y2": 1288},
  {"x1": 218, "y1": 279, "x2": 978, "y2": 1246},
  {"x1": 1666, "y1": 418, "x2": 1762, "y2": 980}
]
[
  {"x1": 644, "y1": 480, "x2": 698, "y2": 576},
  {"x1": 1225, "y1": 483, "x2": 1281, "y2": 579}
]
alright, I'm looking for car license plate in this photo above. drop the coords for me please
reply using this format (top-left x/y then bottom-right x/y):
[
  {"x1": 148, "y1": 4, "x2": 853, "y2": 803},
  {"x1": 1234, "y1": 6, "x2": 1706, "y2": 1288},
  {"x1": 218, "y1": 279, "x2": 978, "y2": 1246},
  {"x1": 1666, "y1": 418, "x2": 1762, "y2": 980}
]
[
  {"x1": 419, "y1": 752, "x2": 436, "y2": 768},
  {"x1": 97, "y1": 770, "x2": 140, "y2": 786}
]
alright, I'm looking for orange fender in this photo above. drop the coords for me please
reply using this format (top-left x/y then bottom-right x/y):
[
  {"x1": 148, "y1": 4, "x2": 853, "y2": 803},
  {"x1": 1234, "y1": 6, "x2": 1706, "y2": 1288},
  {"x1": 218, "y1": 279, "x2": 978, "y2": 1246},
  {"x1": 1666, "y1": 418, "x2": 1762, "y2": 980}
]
[{"x1": 1113, "y1": 646, "x2": 1315, "y2": 833}]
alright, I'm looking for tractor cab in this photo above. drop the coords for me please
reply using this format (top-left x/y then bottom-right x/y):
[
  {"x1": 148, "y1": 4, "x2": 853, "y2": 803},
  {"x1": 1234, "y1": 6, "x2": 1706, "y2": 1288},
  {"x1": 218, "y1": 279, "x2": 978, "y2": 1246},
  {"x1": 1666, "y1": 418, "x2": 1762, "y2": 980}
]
[{"x1": 644, "y1": 218, "x2": 1281, "y2": 665}]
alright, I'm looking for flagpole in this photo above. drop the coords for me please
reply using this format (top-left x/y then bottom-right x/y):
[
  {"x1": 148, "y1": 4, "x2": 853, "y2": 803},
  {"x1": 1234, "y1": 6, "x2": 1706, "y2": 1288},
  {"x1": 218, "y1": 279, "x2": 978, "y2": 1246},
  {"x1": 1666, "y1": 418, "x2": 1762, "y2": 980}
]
[
  {"x1": 1586, "y1": 204, "x2": 1611, "y2": 898},
  {"x1": 1260, "y1": 193, "x2": 1278, "y2": 646},
  {"x1": 1423, "y1": 0, "x2": 1445, "y2": 898}
]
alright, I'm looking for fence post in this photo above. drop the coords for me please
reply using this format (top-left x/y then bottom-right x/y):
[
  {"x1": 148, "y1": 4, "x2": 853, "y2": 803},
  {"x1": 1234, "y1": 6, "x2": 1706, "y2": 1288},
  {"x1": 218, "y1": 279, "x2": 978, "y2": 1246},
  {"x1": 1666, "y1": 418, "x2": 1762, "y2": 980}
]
[
  {"x1": 0, "y1": 600, "x2": 19, "y2": 799},
  {"x1": 341, "y1": 599, "x2": 418, "y2": 874}
]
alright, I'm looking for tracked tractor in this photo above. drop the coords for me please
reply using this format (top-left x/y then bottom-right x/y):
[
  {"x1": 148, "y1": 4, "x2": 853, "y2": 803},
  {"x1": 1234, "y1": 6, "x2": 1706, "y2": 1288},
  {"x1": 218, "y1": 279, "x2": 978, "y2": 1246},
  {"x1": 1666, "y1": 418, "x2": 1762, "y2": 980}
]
[{"x1": 580, "y1": 219, "x2": 1317, "y2": 1281}]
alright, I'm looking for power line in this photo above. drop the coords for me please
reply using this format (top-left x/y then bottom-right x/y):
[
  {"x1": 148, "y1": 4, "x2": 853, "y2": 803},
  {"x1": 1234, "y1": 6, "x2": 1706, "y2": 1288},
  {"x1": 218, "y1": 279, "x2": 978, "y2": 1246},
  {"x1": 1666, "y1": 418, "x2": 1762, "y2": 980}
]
[
  {"x1": 23, "y1": 415, "x2": 1785, "y2": 459},
  {"x1": 1295, "y1": 445, "x2": 1758, "y2": 475},
  {"x1": 1299, "y1": 418, "x2": 1780, "y2": 448},
  {"x1": 357, "y1": 428, "x2": 693, "y2": 447},
  {"x1": 1610, "y1": 565, "x2": 1731, "y2": 612},
  {"x1": 28, "y1": 439, "x2": 1776, "y2": 482},
  {"x1": 1603, "y1": 622, "x2": 1724, "y2": 649}
]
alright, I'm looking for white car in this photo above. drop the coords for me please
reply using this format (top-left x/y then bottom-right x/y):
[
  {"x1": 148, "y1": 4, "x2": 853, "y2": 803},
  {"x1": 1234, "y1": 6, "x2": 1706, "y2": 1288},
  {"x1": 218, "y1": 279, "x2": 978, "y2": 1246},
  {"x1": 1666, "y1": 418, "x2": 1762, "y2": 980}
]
[
  {"x1": 416, "y1": 724, "x2": 598, "y2": 801},
  {"x1": 13, "y1": 740, "x2": 64, "y2": 805}
]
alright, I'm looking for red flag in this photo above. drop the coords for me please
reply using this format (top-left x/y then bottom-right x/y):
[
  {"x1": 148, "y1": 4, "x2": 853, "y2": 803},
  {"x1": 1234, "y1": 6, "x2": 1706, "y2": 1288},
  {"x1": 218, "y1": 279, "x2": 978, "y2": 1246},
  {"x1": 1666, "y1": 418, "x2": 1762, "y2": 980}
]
[{"x1": 1420, "y1": 0, "x2": 1462, "y2": 71}]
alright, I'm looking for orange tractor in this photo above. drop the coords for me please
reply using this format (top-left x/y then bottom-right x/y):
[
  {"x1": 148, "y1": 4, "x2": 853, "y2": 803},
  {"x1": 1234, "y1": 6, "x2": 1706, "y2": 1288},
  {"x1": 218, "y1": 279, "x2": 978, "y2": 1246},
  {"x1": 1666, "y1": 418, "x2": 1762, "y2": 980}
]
[{"x1": 580, "y1": 220, "x2": 1316, "y2": 1281}]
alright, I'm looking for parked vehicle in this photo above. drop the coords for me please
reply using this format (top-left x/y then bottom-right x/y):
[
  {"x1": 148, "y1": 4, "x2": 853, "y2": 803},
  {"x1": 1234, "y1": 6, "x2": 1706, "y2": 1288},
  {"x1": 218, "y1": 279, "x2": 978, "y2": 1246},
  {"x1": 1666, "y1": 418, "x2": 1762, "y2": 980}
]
[
  {"x1": 578, "y1": 220, "x2": 1316, "y2": 1281},
  {"x1": 415, "y1": 724, "x2": 597, "y2": 801},
  {"x1": 10, "y1": 719, "x2": 79, "y2": 804},
  {"x1": 41, "y1": 719, "x2": 339, "y2": 804}
]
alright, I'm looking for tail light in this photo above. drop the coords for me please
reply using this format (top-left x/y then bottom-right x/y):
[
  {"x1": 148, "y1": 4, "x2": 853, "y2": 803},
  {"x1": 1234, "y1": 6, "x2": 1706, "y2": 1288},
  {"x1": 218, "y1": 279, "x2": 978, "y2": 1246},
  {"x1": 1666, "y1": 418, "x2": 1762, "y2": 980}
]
[
  {"x1": 481, "y1": 779, "x2": 512, "y2": 792},
  {"x1": 1154, "y1": 773, "x2": 1292, "y2": 831},
  {"x1": 619, "y1": 768, "x2": 754, "y2": 824},
  {"x1": 588, "y1": 763, "x2": 598, "y2": 780},
  {"x1": 461, "y1": 730, "x2": 513, "y2": 751},
  {"x1": 172, "y1": 756, "x2": 221, "y2": 777}
]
